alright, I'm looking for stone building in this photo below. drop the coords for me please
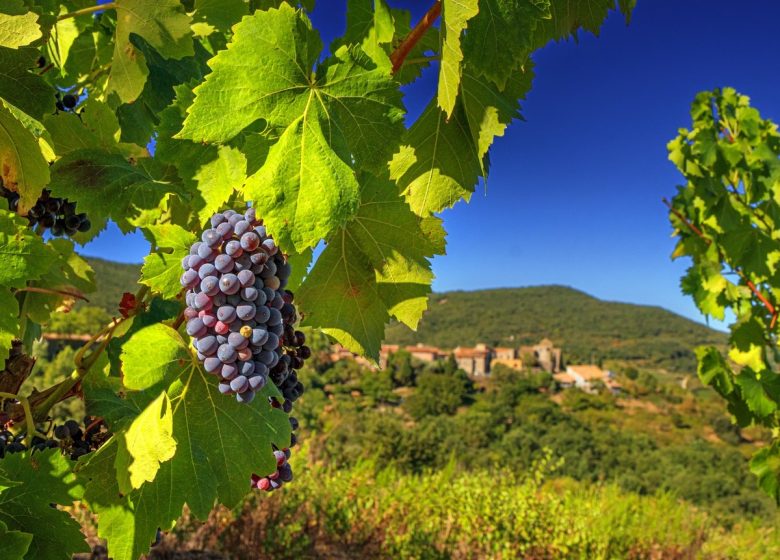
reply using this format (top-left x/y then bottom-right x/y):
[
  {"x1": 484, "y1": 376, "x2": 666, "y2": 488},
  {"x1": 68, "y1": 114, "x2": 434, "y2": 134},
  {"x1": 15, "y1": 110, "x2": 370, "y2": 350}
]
[
  {"x1": 519, "y1": 338, "x2": 562, "y2": 372},
  {"x1": 454, "y1": 343, "x2": 491, "y2": 376}
]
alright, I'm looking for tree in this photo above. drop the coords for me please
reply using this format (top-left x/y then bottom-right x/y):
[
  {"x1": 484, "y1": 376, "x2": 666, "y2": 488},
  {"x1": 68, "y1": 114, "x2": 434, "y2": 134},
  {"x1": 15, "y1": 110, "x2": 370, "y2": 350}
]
[
  {"x1": 0, "y1": 1, "x2": 636, "y2": 558},
  {"x1": 668, "y1": 88, "x2": 780, "y2": 503}
]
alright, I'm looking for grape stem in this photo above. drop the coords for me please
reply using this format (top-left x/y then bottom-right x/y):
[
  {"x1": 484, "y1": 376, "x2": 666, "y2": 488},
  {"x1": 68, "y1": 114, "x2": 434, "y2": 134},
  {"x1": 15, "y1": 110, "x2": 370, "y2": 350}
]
[
  {"x1": 389, "y1": 1, "x2": 442, "y2": 75},
  {"x1": 663, "y1": 197, "x2": 778, "y2": 329},
  {"x1": 0, "y1": 392, "x2": 45, "y2": 446},
  {"x1": 57, "y1": 3, "x2": 117, "y2": 21},
  {"x1": 15, "y1": 286, "x2": 89, "y2": 303}
]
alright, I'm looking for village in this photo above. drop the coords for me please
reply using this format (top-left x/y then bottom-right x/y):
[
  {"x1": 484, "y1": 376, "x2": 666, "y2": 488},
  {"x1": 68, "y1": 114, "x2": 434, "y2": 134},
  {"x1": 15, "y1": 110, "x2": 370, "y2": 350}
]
[{"x1": 329, "y1": 338, "x2": 622, "y2": 394}]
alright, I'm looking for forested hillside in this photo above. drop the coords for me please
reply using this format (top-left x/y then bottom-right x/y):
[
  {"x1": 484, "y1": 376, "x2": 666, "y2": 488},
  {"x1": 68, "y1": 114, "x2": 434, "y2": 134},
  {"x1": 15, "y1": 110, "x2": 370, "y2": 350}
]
[
  {"x1": 385, "y1": 286, "x2": 727, "y2": 371},
  {"x1": 81, "y1": 257, "x2": 140, "y2": 313}
]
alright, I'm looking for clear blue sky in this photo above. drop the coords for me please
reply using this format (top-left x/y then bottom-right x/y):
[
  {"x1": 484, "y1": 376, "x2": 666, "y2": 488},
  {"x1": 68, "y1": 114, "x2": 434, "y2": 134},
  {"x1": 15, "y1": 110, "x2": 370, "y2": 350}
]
[{"x1": 81, "y1": 0, "x2": 780, "y2": 330}]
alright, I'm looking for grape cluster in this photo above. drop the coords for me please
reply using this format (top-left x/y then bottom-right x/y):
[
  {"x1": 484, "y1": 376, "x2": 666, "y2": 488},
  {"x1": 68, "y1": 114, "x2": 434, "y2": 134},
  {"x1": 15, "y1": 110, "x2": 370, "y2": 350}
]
[
  {"x1": 0, "y1": 417, "x2": 110, "y2": 460},
  {"x1": 251, "y1": 447, "x2": 293, "y2": 491},
  {"x1": 181, "y1": 208, "x2": 309, "y2": 405},
  {"x1": 0, "y1": 184, "x2": 91, "y2": 237}
]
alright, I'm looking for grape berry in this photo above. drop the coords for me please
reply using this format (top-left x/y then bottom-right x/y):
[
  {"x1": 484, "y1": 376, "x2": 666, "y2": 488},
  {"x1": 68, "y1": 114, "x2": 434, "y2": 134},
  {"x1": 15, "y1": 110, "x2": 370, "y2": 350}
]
[{"x1": 0, "y1": 417, "x2": 110, "y2": 460}]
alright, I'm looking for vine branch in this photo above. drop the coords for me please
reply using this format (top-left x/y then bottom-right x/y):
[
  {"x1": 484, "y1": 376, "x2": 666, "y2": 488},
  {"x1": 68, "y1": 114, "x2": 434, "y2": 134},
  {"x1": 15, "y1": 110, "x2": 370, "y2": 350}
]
[
  {"x1": 57, "y1": 2, "x2": 116, "y2": 21},
  {"x1": 390, "y1": 1, "x2": 442, "y2": 75},
  {"x1": 663, "y1": 197, "x2": 778, "y2": 328},
  {"x1": 15, "y1": 286, "x2": 89, "y2": 302}
]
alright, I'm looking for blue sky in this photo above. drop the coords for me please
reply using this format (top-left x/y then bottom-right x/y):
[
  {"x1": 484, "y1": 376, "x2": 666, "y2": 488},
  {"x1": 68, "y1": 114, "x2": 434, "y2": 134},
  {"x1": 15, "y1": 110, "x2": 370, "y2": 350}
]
[{"x1": 81, "y1": 1, "x2": 780, "y2": 330}]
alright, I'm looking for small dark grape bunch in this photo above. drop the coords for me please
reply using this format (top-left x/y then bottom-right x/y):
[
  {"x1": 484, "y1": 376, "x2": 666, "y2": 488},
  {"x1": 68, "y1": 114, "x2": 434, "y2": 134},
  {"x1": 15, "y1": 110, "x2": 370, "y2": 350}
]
[
  {"x1": 55, "y1": 91, "x2": 79, "y2": 113},
  {"x1": 181, "y1": 208, "x2": 308, "y2": 405},
  {"x1": 53, "y1": 417, "x2": 111, "y2": 460},
  {"x1": 1, "y1": 185, "x2": 91, "y2": 237},
  {"x1": 251, "y1": 446, "x2": 294, "y2": 492}
]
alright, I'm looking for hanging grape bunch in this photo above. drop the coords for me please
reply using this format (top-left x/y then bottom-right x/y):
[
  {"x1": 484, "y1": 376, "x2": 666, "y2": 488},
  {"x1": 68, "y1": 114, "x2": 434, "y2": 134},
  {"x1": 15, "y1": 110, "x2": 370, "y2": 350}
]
[
  {"x1": 0, "y1": 417, "x2": 110, "y2": 460},
  {"x1": 181, "y1": 208, "x2": 309, "y2": 407},
  {"x1": 0, "y1": 183, "x2": 91, "y2": 237}
]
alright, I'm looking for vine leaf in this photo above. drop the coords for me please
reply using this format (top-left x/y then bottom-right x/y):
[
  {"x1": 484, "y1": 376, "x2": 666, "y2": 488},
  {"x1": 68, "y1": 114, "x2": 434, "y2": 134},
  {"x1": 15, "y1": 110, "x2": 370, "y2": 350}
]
[
  {"x1": 534, "y1": 0, "x2": 635, "y2": 48},
  {"x1": 298, "y1": 174, "x2": 444, "y2": 360},
  {"x1": 0, "y1": 1, "x2": 40, "y2": 49},
  {"x1": 0, "y1": 210, "x2": 53, "y2": 289},
  {"x1": 461, "y1": 0, "x2": 549, "y2": 89},
  {"x1": 193, "y1": 0, "x2": 248, "y2": 31},
  {"x1": 81, "y1": 324, "x2": 291, "y2": 560},
  {"x1": 179, "y1": 5, "x2": 405, "y2": 251},
  {"x1": 140, "y1": 224, "x2": 197, "y2": 300},
  {"x1": 0, "y1": 289, "x2": 18, "y2": 367},
  {"x1": 108, "y1": 0, "x2": 194, "y2": 103},
  {"x1": 24, "y1": 238, "x2": 95, "y2": 324},
  {"x1": 751, "y1": 443, "x2": 780, "y2": 504},
  {"x1": 0, "y1": 47, "x2": 55, "y2": 120},
  {"x1": 391, "y1": 67, "x2": 532, "y2": 216},
  {"x1": 0, "y1": 519, "x2": 32, "y2": 559},
  {"x1": 0, "y1": 103, "x2": 50, "y2": 213},
  {"x1": 0, "y1": 450, "x2": 89, "y2": 560},
  {"x1": 114, "y1": 392, "x2": 176, "y2": 494},
  {"x1": 48, "y1": 150, "x2": 180, "y2": 242},
  {"x1": 336, "y1": 0, "x2": 395, "y2": 69},
  {"x1": 438, "y1": 0, "x2": 479, "y2": 117}
]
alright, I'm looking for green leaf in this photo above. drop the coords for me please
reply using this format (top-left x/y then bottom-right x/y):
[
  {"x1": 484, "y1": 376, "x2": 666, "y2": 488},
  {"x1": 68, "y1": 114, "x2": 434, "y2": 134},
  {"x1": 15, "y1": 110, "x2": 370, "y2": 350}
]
[
  {"x1": 0, "y1": 288, "x2": 19, "y2": 374},
  {"x1": 48, "y1": 150, "x2": 180, "y2": 240},
  {"x1": 193, "y1": 146, "x2": 247, "y2": 224},
  {"x1": 734, "y1": 369, "x2": 780, "y2": 418},
  {"x1": 114, "y1": 392, "x2": 176, "y2": 493},
  {"x1": 0, "y1": 2, "x2": 41, "y2": 49},
  {"x1": 438, "y1": 0, "x2": 479, "y2": 117},
  {"x1": 751, "y1": 443, "x2": 780, "y2": 504},
  {"x1": 108, "y1": 0, "x2": 194, "y2": 103},
  {"x1": 243, "y1": 100, "x2": 361, "y2": 252},
  {"x1": 179, "y1": 6, "x2": 405, "y2": 250},
  {"x1": 0, "y1": 519, "x2": 32, "y2": 560},
  {"x1": 0, "y1": 450, "x2": 88, "y2": 560},
  {"x1": 695, "y1": 346, "x2": 735, "y2": 396},
  {"x1": 534, "y1": 0, "x2": 619, "y2": 48},
  {"x1": 81, "y1": 326, "x2": 291, "y2": 560},
  {"x1": 728, "y1": 318, "x2": 766, "y2": 372},
  {"x1": 0, "y1": 210, "x2": 53, "y2": 289},
  {"x1": 141, "y1": 224, "x2": 197, "y2": 299},
  {"x1": 0, "y1": 47, "x2": 55, "y2": 120},
  {"x1": 461, "y1": 0, "x2": 549, "y2": 89},
  {"x1": 0, "y1": 103, "x2": 50, "y2": 213},
  {"x1": 121, "y1": 323, "x2": 191, "y2": 390},
  {"x1": 299, "y1": 174, "x2": 444, "y2": 359},
  {"x1": 336, "y1": 0, "x2": 395, "y2": 69},
  {"x1": 24, "y1": 238, "x2": 95, "y2": 324},
  {"x1": 193, "y1": 0, "x2": 248, "y2": 30}
]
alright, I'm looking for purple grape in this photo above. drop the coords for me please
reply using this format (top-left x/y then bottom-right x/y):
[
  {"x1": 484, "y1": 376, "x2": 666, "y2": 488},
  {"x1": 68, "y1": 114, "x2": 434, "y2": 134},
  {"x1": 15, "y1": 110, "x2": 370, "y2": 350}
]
[
  {"x1": 180, "y1": 268, "x2": 199, "y2": 288},
  {"x1": 239, "y1": 361, "x2": 255, "y2": 376},
  {"x1": 241, "y1": 287, "x2": 259, "y2": 302},
  {"x1": 230, "y1": 375, "x2": 248, "y2": 393},
  {"x1": 237, "y1": 269, "x2": 255, "y2": 287},
  {"x1": 261, "y1": 238, "x2": 277, "y2": 255},
  {"x1": 214, "y1": 254, "x2": 234, "y2": 273},
  {"x1": 211, "y1": 213, "x2": 226, "y2": 227},
  {"x1": 201, "y1": 276, "x2": 220, "y2": 296},
  {"x1": 225, "y1": 240, "x2": 243, "y2": 257},
  {"x1": 255, "y1": 306, "x2": 271, "y2": 323},
  {"x1": 217, "y1": 344, "x2": 237, "y2": 364},
  {"x1": 190, "y1": 241, "x2": 203, "y2": 255},
  {"x1": 236, "y1": 304, "x2": 256, "y2": 321},
  {"x1": 204, "y1": 357, "x2": 222, "y2": 373},
  {"x1": 197, "y1": 243, "x2": 215, "y2": 260},
  {"x1": 198, "y1": 263, "x2": 217, "y2": 279},
  {"x1": 202, "y1": 228, "x2": 221, "y2": 246},
  {"x1": 228, "y1": 331, "x2": 249, "y2": 350},
  {"x1": 248, "y1": 375, "x2": 266, "y2": 391},
  {"x1": 218, "y1": 382, "x2": 232, "y2": 394},
  {"x1": 245, "y1": 207, "x2": 256, "y2": 223},
  {"x1": 268, "y1": 308, "x2": 282, "y2": 326},
  {"x1": 197, "y1": 336, "x2": 218, "y2": 356},
  {"x1": 216, "y1": 222, "x2": 233, "y2": 239},
  {"x1": 186, "y1": 318, "x2": 205, "y2": 336},
  {"x1": 250, "y1": 251, "x2": 268, "y2": 266},
  {"x1": 219, "y1": 274, "x2": 240, "y2": 295},
  {"x1": 217, "y1": 305, "x2": 236, "y2": 324},
  {"x1": 236, "y1": 390, "x2": 255, "y2": 404},
  {"x1": 192, "y1": 292, "x2": 213, "y2": 311},
  {"x1": 228, "y1": 214, "x2": 244, "y2": 226},
  {"x1": 234, "y1": 220, "x2": 252, "y2": 237},
  {"x1": 240, "y1": 231, "x2": 260, "y2": 251},
  {"x1": 221, "y1": 363, "x2": 238, "y2": 380}
]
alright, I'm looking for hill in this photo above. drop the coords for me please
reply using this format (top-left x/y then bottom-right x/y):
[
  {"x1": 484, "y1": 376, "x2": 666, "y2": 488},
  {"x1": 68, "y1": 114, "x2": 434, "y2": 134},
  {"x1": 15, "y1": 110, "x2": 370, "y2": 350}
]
[
  {"x1": 82, "y1": 257, "x2": 141, "y2": 313},
  {"x1": 384, "y1": 286, "x2": 727, "y2": 372},
  {"x1": 79, "y1": 260, "x2": 725, "y2": 372}
]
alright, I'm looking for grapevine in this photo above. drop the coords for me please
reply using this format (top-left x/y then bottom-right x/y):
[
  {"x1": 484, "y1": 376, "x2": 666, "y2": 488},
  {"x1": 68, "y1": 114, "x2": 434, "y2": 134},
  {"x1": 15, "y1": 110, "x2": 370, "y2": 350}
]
[{"x1": 0, "y1": 0, "x2": 636, "y2": 558}]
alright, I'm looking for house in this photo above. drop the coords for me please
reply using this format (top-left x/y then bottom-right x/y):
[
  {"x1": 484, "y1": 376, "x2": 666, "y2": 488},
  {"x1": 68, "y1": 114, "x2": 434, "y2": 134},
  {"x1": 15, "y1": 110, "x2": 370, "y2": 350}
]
[
  {"x1": 407, "y1": 343, "x2": 444, "y2": 363},
  {"x1": 564, "y1": 365, "x2": 620, "y2": 393},
  {"x1": 553, "y1": 372, "x2": 576, "y2": 388},
  {"x1": 454, "y1": 343, "x2": 491, "y2": 376},
  {"x1": 379, "y1": 344, "x2": 400, "y2": 369},
  {"x1": 519, "y1": 338, "x2": 562, "y2": 372}
]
